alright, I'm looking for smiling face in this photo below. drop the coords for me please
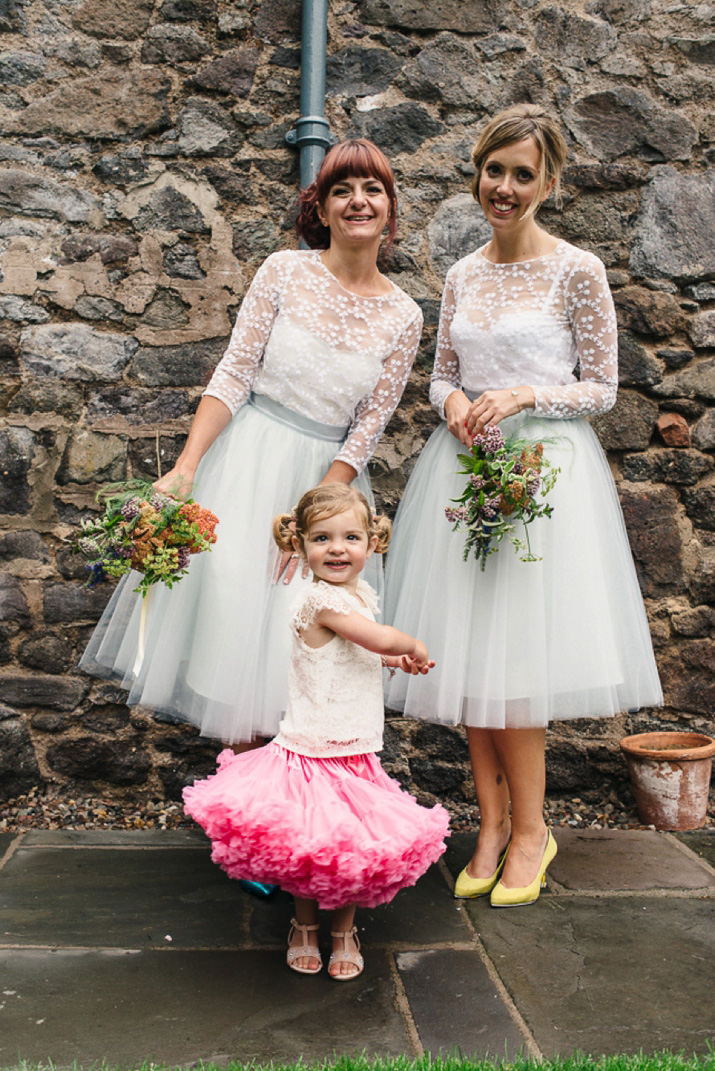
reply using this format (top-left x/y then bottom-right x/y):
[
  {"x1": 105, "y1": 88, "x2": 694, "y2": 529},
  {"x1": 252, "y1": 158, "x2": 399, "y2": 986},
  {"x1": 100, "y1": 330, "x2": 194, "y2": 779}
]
[
  {"x1": 296, "y1": 507, "x2": 377, "y2": 593},
  {"x1": 318, "y1": 174, "x2": 391, "y2": 248},
  {"x1": 478, "y1": 137, "x2": 553, "y2": 232}
]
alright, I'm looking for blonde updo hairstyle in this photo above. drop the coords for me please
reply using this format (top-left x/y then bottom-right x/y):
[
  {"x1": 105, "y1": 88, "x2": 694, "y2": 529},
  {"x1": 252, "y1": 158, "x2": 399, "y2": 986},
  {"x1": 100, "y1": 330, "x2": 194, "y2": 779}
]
[
  {"x1": 471, "y1": 104, "x2": 568, "y2": 218},
  {"x1": 274, "y1": 483, "x2": 391, "y2": 557}
]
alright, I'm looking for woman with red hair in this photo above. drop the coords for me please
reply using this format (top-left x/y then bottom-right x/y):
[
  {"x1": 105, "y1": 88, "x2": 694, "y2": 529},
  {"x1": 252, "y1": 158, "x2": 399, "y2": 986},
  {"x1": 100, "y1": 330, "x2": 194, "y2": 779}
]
[{"x1": 81, "y1": 139, "x2": 422, "y2": 748}]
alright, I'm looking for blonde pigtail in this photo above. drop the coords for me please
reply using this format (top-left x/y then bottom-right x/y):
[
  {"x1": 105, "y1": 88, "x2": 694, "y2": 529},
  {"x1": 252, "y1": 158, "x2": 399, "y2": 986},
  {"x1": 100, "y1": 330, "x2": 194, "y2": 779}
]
[
  {"x1": 371, "y1": 514, "x2": 392, "y2": 554},
  {"x1": 273, "y1": 512, "x2": 300, "y2": 553}
]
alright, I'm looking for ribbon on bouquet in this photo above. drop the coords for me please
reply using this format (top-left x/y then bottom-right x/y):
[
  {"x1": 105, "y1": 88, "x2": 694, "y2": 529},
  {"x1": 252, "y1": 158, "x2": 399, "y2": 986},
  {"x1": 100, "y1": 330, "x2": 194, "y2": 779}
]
[{"x1": 132, "y1": 585, "x2": 155, "y2": 677}]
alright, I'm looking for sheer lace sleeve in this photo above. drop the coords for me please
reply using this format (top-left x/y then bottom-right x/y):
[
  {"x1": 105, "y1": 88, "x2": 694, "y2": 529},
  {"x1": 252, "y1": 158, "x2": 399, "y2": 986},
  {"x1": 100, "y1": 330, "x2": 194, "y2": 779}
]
[
  {"x1": 202, "y1": 253, "x2": 286, "y2": 415},
  {"x1": 429, "y1": 269, "x2": 462, "y2": 419},
  {"x1": 334, "y1": 306, "x2": 423, "y2": 475},
  {"x1": 291, "y1": 581, "x2": 351, "y2": 634},
  {"x1": 532, "y1": 252, "x2": 618, "y2": 419}
]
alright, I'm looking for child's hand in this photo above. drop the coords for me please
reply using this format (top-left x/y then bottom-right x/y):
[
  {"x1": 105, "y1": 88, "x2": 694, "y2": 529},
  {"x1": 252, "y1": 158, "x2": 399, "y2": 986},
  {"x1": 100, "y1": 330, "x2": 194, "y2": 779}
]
[
  {"x1": 413, "y1": 639, "x2": 430, "y2": 668},
  {"x1": 404, "y1": 655, "x2": 435, "y2": 675},
  {"x1": 397, "y1": 640, "x2": 434, "y2": 675},
  {"x1": 383, "y1": 654, "x2": 434, "y2": 675}
]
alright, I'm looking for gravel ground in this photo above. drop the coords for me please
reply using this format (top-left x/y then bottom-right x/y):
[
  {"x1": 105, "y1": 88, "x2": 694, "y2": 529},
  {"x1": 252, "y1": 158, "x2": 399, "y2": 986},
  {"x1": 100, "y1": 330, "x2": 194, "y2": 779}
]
[{"x1": 2, "y1": 786, "x2": 711, "y2": 835}]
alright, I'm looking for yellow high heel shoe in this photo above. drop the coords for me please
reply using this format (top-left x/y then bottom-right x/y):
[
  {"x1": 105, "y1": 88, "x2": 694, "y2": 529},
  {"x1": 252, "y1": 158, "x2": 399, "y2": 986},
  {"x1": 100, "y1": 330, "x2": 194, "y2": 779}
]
[
  {"x1": 490, "y1": 830, "x2": 557, "y2": 908},
  {"x1": 454, "y1": 846, "x2": 509, "y2": 899}
]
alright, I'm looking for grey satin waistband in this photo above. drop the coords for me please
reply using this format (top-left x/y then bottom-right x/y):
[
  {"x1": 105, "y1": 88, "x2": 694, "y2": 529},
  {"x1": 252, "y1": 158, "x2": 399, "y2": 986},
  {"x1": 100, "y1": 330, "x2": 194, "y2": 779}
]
[
  {"x1": 248, "y1": 393, "x2": 349, "y2": 442},
  {"x1": 463, "y1": 388, "x2": 480, "y2": 401}
]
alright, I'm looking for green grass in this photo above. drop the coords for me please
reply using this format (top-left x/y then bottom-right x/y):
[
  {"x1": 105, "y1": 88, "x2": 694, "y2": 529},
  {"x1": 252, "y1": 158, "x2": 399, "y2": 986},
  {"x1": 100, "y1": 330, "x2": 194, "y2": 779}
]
[{"x1": 5, "y1": 1053, "x2": 715, "y2": 1071}]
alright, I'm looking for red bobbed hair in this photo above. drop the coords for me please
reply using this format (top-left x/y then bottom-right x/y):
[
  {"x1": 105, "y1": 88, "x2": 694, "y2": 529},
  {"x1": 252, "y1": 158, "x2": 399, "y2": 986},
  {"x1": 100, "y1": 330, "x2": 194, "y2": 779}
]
[{"x1": 296, "y1": 139, "x2": 398, "y2": 252}]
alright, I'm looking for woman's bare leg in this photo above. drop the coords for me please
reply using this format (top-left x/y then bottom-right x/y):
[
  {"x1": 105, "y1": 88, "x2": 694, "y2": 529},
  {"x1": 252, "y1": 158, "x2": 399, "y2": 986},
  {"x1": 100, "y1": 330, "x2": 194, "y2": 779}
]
[
  {"x1": 491, "y1": 726, "x2": 548, "y2": 889},
  {"x1": 465, "y1": 727, "x2": 511, "y2": 879}
]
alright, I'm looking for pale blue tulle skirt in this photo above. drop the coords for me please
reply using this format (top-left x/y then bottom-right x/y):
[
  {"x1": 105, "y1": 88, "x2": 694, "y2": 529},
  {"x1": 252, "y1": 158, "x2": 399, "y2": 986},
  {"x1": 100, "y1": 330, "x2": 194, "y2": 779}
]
[
  {"x1": 80, "y1": 394, "x2": 381, "y2": 744},
  {"x1": 384, "y1": 412, "x2": 663, "y2": 729}
]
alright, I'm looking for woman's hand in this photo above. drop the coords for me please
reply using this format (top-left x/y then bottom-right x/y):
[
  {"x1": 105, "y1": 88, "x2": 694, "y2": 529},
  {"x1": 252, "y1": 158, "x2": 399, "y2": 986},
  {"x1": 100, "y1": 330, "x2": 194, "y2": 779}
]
[
  {"x1": 152, "y1": 397, "x2": 233, "y2": 499},
  {"x1": 273, "y1": 550, "x2": 311, "y2": 586},
  {"x1": 153, "y1": 467, "x2": 195, "y2": 500},
  {"x1": 464, "y1": 386, "x2": 535, "y2": 438},
  {"x1": 444, "y1": 390, "x2": 472, "y2": 445}
]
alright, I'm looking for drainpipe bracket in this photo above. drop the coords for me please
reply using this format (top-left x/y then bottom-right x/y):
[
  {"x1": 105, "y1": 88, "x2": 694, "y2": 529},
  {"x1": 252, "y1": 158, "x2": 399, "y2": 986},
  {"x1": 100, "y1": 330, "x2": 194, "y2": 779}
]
[{"x1": 285, "y1": 115, "x2": 335, "y2": 150}]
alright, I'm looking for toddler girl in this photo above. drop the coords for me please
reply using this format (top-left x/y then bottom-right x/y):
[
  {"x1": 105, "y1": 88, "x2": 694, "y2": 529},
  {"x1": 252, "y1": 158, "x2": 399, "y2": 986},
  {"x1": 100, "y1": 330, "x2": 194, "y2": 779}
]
[{"x1": 183, "y1": 483, "x2": 449, "y2": 980}]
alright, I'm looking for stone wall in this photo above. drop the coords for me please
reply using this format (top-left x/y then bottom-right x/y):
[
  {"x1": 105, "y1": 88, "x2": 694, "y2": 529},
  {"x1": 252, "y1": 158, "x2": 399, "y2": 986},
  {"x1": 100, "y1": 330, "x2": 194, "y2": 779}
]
[{"x1": 0, "y1": 0, "x2": 713, "y2": 810}]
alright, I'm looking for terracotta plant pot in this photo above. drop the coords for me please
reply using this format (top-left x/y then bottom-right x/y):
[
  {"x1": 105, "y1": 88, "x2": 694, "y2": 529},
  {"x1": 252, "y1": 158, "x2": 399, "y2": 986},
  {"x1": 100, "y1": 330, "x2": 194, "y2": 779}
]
[{"x1": 620, "y1": 731, "x2": 715, "y2": 831}]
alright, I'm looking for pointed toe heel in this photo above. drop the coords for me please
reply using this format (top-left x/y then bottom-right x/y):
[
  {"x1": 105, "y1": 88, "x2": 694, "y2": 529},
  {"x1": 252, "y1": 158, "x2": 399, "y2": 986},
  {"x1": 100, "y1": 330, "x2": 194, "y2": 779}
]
[
  {"x1": 490, "y1": 830, "x2": 557, "y2": 908},
  {"x1": 454, "y1": 846, "x2": 509, "y2": 899}
]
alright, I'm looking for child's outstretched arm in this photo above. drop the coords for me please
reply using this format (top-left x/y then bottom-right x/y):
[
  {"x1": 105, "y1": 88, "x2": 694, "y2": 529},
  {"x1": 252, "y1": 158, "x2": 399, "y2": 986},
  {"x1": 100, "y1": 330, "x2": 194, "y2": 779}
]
[{"x1": 317, "y1": 608, "x2": 434, "y2": 674}]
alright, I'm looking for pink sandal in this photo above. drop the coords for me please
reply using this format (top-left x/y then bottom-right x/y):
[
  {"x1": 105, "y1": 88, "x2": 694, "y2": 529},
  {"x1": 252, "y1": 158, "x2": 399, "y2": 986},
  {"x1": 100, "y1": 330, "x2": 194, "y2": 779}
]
[
  {"x1": 286, "y1": 918, "x2": 322, "y2": 975},
  {"x1": 328, "y1": 926, "x2": 364, "y2": 981}
]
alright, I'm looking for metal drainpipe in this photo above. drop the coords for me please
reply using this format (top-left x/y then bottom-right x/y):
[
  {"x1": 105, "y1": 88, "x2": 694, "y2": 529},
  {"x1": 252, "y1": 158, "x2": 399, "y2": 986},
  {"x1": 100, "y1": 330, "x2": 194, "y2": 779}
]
[{"x1": 285, "y1": 0, "x2": 334, "y2": 191}]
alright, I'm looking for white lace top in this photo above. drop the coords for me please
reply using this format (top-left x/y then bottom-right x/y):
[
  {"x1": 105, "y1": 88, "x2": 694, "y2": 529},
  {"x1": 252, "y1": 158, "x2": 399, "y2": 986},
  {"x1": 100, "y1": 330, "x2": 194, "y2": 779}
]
[
  {"x1": 273, "y1": 579, "x2": 384, "y2": 758},
  {"x1": 429, "y1": 240, "x2": 618, "y2": 420},
  {"x1": 204, "y1": 249, "x2": 423, "y2": 474}
]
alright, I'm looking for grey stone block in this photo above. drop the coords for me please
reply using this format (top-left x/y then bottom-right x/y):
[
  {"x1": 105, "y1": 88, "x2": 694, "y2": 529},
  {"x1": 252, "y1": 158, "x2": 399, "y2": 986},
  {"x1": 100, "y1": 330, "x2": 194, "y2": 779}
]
[
  {"x1": 397, "y1": 948, "x2": 526, "y2": 1059},
  {"x1": 469, "y1": 895, "x2": 715, "y2": 1057},
  {"x1": 631, "y1": 167, "x2": 715, "y2": 282},
  {"x1": 0, "y1": 947, "x2": 413, "y2": 1066},
  {"x1": 548, "y1": 828, "x2": 715, "y2": 891}
]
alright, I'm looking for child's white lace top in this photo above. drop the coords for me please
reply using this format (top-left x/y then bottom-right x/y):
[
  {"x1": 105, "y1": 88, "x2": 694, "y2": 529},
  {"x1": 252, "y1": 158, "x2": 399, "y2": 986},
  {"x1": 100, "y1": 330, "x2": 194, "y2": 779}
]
[
  {"x1": 429, "y1": 240, "x2": 618, "y2": 420},
  {"x1": 204, "y1": 249, "x2": 423, "y2": 474},
  {"x1": 273, "y1": 579, "x2": 384, "y2": 758}
]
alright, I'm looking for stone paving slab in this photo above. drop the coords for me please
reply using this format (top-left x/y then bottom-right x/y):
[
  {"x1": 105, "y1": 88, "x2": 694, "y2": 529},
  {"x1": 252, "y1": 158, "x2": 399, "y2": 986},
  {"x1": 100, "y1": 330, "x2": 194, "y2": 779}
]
[
  {"x1": 0, "y1": 833, "x2": 15, "y2": 860},
  {"x1": 466, "y1": 894, "x2": 715, "y2": 1057},
  {"x1": 0, "y1": 948, "x2": 413, "y2": 1067},
  {"x1": 548, "y1": 829, "x2": 715, "y2": 891},
  {"x1": 396, "y1": 948, "x2": 526, "y2": 1060},
  {"x1": 0, "y1": 844, "x2": 248, "y2": 948},
  {"x1": 21, "y1": 829, "x2": 207, "y2": 848},
  {"x1": 2, "y1": 827, "x2": 715, "y2": 1066},
  {"x1": 675, "y1": 830, "x2": 715, "y2": 869},
  {"x1": 363, "y1": 863, "x2": 468, "y2": 946}
]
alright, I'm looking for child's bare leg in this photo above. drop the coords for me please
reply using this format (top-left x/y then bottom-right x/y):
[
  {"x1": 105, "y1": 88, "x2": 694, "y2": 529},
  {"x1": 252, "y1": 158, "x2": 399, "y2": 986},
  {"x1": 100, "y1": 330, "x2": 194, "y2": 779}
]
[
  {"x1": 329, "y1": 903, "x2": 361, "y2": 979},
  {"x1": 290, "y1": 897, "x2": 321, "y2": 972}
]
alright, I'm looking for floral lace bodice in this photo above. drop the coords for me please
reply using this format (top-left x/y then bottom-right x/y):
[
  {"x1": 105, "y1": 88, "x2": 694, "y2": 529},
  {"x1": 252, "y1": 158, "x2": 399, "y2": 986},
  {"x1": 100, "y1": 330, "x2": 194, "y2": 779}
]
[
  {"x1": 430, "y1": 241, "x2": 618, "y2": 420},
  {"x1": 204, "y1": 250, "x2": 423, "y2": 473},
  {"x1": 273, "y1": 580, "x2": 384, "y2": 758}
]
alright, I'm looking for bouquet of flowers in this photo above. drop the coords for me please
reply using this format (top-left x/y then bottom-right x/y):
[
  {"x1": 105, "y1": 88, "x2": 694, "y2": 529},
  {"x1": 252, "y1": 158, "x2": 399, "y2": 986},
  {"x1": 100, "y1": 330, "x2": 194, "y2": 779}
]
[
  {"x1": 73, "y1": 480, "x2": 219, "y2": 597},
  {"x1": 446, "y1": 425, "x2": 559, "y2": 570}
]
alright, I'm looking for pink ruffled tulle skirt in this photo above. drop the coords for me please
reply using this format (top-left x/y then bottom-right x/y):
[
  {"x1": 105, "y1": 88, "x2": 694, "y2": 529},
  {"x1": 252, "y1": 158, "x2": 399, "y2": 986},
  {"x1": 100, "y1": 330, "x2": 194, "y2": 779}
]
[{"x1": 183, "y1": 744, "x2": 450, "y2": 910}]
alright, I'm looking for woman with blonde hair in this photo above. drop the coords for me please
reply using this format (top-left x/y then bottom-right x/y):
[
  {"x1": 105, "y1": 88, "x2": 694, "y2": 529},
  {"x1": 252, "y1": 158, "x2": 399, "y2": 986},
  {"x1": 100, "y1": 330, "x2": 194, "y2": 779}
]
[{"x1": 384, "y1": 104, "x2": 661, "y2": 907}]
